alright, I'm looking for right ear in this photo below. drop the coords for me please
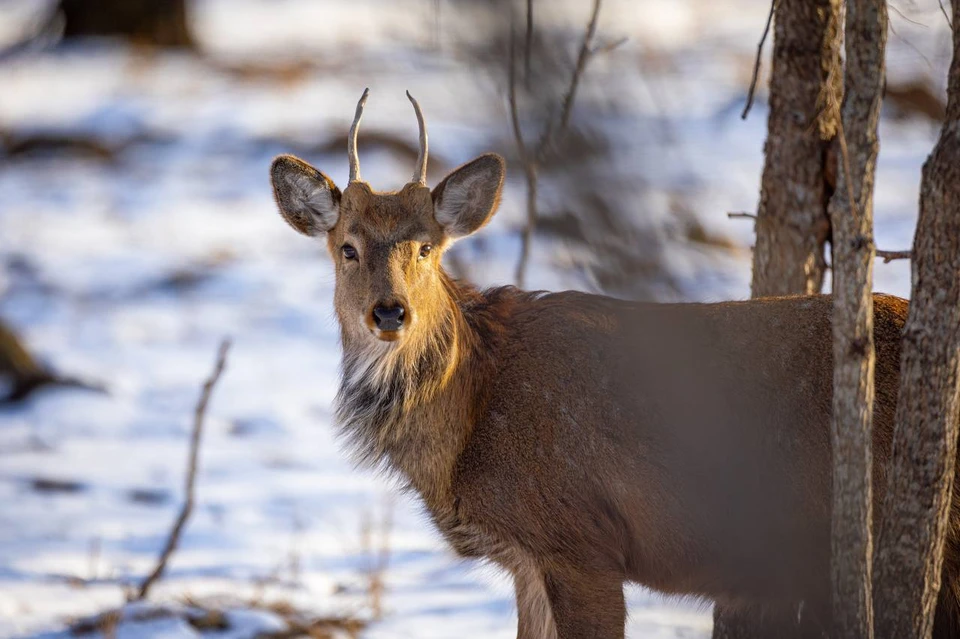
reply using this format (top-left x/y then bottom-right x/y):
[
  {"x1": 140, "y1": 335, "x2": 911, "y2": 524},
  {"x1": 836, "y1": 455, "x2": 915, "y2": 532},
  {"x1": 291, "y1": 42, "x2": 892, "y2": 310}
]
[
  {"x1": 432, "y1": 153, "x2": 506, "y2": 239},
  {"x1": 270, "y1": 155, "x2": 341, "y2": 237}
]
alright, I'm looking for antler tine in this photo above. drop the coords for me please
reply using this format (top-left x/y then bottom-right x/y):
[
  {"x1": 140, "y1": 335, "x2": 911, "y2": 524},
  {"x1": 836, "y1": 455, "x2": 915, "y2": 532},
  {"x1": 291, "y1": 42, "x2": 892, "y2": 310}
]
[
  {"x1": 406, "y1": 90, "x2": 428, "y2": 185},
  {"x1": 348, "y1": 88, "x2": 370, "y2": 183}
]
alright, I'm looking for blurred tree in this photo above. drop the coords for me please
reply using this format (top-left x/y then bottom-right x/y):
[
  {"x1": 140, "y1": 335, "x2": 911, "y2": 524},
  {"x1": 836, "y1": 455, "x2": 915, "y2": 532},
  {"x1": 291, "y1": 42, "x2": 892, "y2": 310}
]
[
  {"x1": 874, "y1": 1, "x2": 960, "y2": 636},
  {"x1": 715, "y1": 0, "x2": 842, "y2": 635},
  {"x1": 58, "y1": 0, "x2": 193, "y2": 48},
  {"x1": 827, "y1": 0, "x2": 886, "y2": 635},
  {"x1": 506, "y1": 0, "x2": 609, "y2": 289},
  {"x1": 749, "y1": 0, "x2": 841, "y2": 297}
]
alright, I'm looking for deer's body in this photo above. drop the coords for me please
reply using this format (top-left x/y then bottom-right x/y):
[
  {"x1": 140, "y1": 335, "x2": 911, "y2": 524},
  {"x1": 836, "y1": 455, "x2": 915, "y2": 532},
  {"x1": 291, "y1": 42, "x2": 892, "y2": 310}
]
[
  {"x1": 270, "y1": 92, "x2": 960, "y2": 637},
  {"x1": 342, "y1": 283, "x2": 935, "y2": 636}
]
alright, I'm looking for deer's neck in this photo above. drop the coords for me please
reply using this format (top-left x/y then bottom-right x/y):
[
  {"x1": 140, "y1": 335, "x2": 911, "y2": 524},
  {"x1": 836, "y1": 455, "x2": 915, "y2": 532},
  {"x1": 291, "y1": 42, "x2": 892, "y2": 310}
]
[{"x1": 335, "y1": 273, "x2": 505, "y2": 508}]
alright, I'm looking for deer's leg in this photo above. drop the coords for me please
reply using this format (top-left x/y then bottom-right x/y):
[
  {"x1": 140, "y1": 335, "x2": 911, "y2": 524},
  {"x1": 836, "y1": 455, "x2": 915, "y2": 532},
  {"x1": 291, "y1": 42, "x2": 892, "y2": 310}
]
[
  {"x1": 542, "y1": 565, "x2": 625, "y2": 639},
  {"x1": 514, "y1": 558, "x2": 557, "y2": 639}
]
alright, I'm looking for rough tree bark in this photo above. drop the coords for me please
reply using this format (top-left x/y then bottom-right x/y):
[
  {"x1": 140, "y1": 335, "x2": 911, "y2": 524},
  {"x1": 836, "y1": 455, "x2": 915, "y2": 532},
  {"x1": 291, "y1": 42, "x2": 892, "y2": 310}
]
[
  {"x1": 714, "y1": 0, "x2": 841, "y2": 634},
  {"x1": 828, "y1": 0, "x2": 886, "y2": 636},
  {"x1": 874, "y1": 3, "x2": 960, "y2": 637},
  {"x1": 58, "y1": 0, "x2": 194, "y2": 48},
  {"x1": 750, "y1": 0, "x2": 841, "y2": 298}
]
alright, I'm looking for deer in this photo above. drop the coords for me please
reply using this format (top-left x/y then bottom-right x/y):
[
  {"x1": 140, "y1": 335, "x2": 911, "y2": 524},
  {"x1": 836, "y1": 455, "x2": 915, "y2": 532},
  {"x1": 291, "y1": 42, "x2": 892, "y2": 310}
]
[{"x1": 268, "y1": 90, "x2": 960, "y2": 639}]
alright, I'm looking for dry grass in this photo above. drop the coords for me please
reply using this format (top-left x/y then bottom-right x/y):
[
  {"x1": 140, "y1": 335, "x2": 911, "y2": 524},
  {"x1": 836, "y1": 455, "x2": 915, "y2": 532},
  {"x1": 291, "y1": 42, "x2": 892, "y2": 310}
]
[
  {"x1": 69, "y1": 597, "x2": 367, "y2": 639},
  {"x1": 360, "y1": 499, "x2": 393, "y2": 621}
]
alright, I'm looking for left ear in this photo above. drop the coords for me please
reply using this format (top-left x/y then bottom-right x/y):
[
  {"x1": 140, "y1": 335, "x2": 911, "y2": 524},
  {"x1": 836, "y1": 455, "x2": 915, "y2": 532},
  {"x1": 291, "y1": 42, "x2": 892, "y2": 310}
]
[
  {"x1": 270, "y1": 155, "x2": 341, "y2": 237},
  {"x1": 432, "y1": 153, "x2": 506, "y2": 239}
]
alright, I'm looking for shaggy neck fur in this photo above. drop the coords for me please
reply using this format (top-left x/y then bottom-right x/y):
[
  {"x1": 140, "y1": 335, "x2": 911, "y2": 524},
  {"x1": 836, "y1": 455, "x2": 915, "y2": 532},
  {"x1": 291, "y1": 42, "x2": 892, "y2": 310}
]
[{"x1": 334, "y1": 271, "x2": 506, "y2": 508}]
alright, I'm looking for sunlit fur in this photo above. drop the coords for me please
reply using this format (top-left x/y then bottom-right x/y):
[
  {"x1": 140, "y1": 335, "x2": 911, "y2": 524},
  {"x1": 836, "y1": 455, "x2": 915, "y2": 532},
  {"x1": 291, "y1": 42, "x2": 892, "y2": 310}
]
[{"x1": 335, "y1": 272, "x2": 461, "y2": 472}]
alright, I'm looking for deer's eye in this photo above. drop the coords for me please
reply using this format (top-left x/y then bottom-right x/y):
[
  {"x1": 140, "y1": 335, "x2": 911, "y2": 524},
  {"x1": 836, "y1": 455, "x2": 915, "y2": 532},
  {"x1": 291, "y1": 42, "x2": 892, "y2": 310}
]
[
  {"x1": 342, "y1": 244, "x2": 358, "y2": 261},
  {"x1": 419, "y1": 244, "x2": 433, "y2": 260}
]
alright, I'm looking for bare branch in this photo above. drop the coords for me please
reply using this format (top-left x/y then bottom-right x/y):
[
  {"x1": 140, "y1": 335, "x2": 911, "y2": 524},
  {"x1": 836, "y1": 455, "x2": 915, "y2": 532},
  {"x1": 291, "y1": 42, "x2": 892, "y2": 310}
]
[
  {"x1": 728, "y1": 211, "x2": 758, "y2": 220},
  {"x1": 509, "y1": 13, "x2": 538, "y2": 289},
  {"x1": 590, "y1": 36, "x2": 628, "y2": 57},
  {"x1": 513, "y1": 168, "x2": 539, "y2": 288},
  {"x1": 536, "y1": 0, "x2": 602, "y2": 153},
  {"x1": 938, "y1": 0, "x2": 953, "y2": 29},
  {"x1": 888, "y1": 20, "x2": 935, "y2": 72},
  {"x1": 888, "y1": 3, "x2": 928, "y2": 28},
  {"x1": 876, "y1": 249, "x2": 912, "y2": 263},
  {"x1": 512, "y1": 0, "x2": 606, "y2": 288},
  {"x1": 135, "y1": 338, "x2": 231, "y2": 601},
  {"x1": 362, "y1": 497, "x2": 394, "y2": 620},
  {"x1": 525, "y1": 0, "x2": 534, "y2": 88},
  {"x1": 742, "y1": 0, "x2": 779, "y2": 120},
  {"x1": 508, "y1": 27, "x2": 530, "y2": 164}
]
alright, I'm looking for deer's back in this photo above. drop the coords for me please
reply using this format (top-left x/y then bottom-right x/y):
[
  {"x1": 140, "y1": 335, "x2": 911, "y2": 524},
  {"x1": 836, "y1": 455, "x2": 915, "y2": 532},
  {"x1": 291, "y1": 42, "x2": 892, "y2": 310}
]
[{"x1": 452, "y1": 291, "x2": 907, "y2": 604}]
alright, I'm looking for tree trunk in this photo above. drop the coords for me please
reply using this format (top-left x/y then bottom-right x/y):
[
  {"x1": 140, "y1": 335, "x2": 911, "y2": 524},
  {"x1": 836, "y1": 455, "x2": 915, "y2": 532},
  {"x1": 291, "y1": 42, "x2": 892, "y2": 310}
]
[
  {"x1": 713, "y1": 1, "x2": 841, "y2": 636},
  {"x1": 750, "y1": 0, "x2": 841, "y2": 298},
  {"x1": 828, "y1": 0, "x2": 886, "y2": 636},
  {"x1": 874, "y1": 3, "x2": 960, "y2": 637},
  {"x1": 59, "y1": 0, "x2": 194, "y2": 48}
]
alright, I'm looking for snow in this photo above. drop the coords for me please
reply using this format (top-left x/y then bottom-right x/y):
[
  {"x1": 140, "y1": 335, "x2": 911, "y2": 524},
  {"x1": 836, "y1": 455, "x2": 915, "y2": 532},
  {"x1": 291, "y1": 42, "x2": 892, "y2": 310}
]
[{"x1": 0, "y1": 0, "x2": 952, "y2": 637}]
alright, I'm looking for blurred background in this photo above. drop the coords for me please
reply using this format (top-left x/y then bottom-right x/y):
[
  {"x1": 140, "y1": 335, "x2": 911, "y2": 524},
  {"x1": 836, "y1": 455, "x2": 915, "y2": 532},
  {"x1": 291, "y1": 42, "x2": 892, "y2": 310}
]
[{"x1": 0, "y1": 0, "x2": 952, "y2": 637}]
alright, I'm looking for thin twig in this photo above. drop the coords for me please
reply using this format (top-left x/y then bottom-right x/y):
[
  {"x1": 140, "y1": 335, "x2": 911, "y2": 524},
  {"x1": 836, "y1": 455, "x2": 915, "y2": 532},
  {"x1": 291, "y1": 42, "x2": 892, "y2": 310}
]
[
  {"x1": 888, "y1": 20, "x2": 935, "y2": 72},
  {"x1": 508, "y1": 25, "x2": 530, "y2": 163},
  {"x1": 360, "y1": 497, "x2": 393, "y2": 621},
  {"x1": 876, "y1": 249, "x2": 912, "y2": 263},
  {"x1": 888, "y1": 3, "x2": 928, "y2": 28},
  {"x1": 509, "y1": 18, "x2": 536, "y2": 288},
  {"x1": 525, "y1": 0, "x2": 534, "y2": 88},
  {"x1": 938, "y1": 0, "x2": 953, "y2": 29},
  {"x1": 511, "y1": 0, "x2": 605, "y2": 287},
  {"x1": 537, "y1": 0, "x2": 603, "y2": 153},
  {"x1": 728, "y1": 211, "x2": 758, "y2": 220},
  {"x1": 513, "y1": 164, "x2": 539, "y2": 288},
  {"x1": 135, "y1": 338, "x2": 231, "y2": 601},
  {"x1": 591, "y1": 36, "x2": 628, "y2": 56},
  {"x1": 742, "y1": 0, "x2": 779, "y2": 120}
]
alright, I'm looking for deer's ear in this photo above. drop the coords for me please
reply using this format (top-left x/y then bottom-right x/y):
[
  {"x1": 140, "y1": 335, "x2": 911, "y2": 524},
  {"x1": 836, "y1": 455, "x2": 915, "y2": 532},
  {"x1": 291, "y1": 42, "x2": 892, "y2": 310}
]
[
  {"x1": 270, "y1": 155, "x2": 341, "y2": 237},
  {"x1": 432, "y1": 153, "x2": 505, "y2": 239}
]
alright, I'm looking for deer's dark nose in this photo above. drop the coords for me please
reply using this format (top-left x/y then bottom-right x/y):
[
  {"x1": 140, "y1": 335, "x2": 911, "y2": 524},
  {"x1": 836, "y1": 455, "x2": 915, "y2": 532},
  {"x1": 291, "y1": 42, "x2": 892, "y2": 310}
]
[{"x1": 373, "y1": 304, "x2": 405, "y2": 331}]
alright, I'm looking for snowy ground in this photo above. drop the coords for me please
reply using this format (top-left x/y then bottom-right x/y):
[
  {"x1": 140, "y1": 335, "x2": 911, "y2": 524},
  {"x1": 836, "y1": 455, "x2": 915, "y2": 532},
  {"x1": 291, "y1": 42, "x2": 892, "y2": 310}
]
[{"x1": 0, "y1": 0, "x2": 952, "y2": 637}]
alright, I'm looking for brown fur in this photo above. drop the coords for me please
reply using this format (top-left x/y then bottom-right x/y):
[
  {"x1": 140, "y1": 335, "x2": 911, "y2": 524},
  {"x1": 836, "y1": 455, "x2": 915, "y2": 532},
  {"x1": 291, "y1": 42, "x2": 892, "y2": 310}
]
[{"x1": 270, "y1": 151, "x2": 960, "y2": 638}]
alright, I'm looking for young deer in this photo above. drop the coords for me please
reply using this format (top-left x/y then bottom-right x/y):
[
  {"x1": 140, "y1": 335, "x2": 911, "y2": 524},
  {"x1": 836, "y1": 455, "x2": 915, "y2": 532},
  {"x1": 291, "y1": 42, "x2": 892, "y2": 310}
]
[{"x1": 269, "y1": 91, "x2": 960, "y2": 638}]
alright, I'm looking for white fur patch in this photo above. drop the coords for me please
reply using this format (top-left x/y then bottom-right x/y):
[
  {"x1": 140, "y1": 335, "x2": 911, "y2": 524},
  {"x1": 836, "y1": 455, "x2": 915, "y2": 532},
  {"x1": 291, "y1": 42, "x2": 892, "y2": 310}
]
[
  {"x1": 434, "y1": 170, "x2": 487, "y2": 238},
  {"x1": 334, "y1": 338, "x2": 406, "y2": 468},
  {"x1": 287, "y1": 172, "x2": 339, "y2": 233},
  {"x1": 343, "y1": 337, "x2": 398, "y2": 391}
]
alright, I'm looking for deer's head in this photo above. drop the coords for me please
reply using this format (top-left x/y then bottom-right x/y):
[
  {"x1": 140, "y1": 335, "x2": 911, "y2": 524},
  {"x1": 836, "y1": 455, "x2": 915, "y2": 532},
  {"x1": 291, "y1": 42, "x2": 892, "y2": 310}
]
[{"x1": 270, "y1": 90, "x2": 505, "y2": 346}]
